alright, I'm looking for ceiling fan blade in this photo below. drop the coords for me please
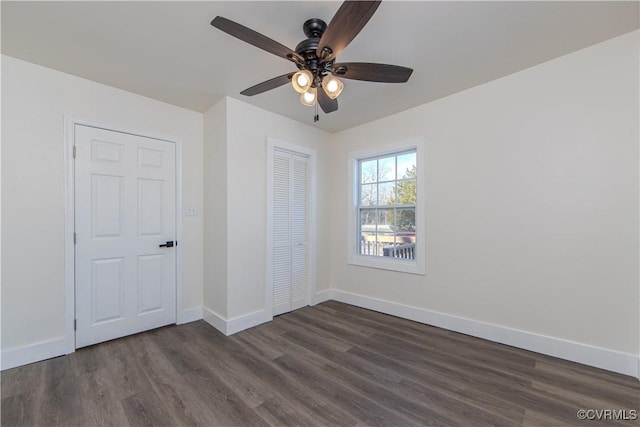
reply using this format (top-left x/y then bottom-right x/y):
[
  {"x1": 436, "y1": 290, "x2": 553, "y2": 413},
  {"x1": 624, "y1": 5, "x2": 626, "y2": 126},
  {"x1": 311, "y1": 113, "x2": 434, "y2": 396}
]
[
  {"x1": 333, "y1": 62, "x2": 413, "y2": 83},
  {"x1": 317, "y1": 88, "x2": 338, "y2": 114},
  {"x1": 240, "y1": 73, "x2": 294, "y2": 96},
  {"x1": 211, "y1": 16, "x2": 304, "y2": 64},
  {"x1": 316, "y1": 1, "x2": 381, "y2": 61}
]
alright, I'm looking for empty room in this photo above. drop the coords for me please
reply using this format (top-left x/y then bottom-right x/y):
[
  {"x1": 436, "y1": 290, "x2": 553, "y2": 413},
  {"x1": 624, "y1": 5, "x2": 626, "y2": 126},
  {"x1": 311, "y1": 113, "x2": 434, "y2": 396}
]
[{"x1": 1, "y1": 1, "x2": 639, "y2": 426}]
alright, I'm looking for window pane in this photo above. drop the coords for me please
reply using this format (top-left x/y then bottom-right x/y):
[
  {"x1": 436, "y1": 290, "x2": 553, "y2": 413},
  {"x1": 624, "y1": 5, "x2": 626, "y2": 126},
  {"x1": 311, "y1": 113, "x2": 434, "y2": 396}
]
[
  {"x1": 393, "y1": 208, "x2": 415, "y2": 260},
  {"x1": 397, "y1": 152, "x2": 416, "y2": 179},
  {"x1": 377, "y1": 208, "x2": 394, "y2": 233},
  {"x1": 396, "y1": 178, "x2": 416, "y2": 205},
  {"x1": 360, "y1": 159, "x2": 377, "y2": 184},
  {"x1": 360, "y1": 184, "x2": 377, "y2": 206},
  {"x1": 377, "y1": 182, "x2": 395, "y2": 206},
  {"x1": 375, "y1": 208, "x2": 394, "y2": 257},
  {"x1": 360, "y1": 209, "x2": 378, "y2": 256},
  {"x1": 395, "y1": 208, "x2": 416, "y2": 235},
  {"x1": 378, "y1": 157, "x2": 396, "y2": 182},
  {"x1": 378, "y1": 232, "x2": 395, "y2": 249}
]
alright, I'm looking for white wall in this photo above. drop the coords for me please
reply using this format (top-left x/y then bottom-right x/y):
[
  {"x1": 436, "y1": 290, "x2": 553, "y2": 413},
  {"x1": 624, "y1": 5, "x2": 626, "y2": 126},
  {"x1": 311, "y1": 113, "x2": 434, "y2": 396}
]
[
  {"x1": 330, "y1": 31, "x2": 639, "y2": 361},
  {"x1": 203, "y1": 99, "x2": 228, "y2": 318},
  {"x1": 1, "y1": 56, "x2": 204, "y2": 355},
  {"x1": 202, "y1": 97, "x2": 331, "y2": 326},
  {"x1": 225, "y1": 97, "x2": 331, "y2": 318}
]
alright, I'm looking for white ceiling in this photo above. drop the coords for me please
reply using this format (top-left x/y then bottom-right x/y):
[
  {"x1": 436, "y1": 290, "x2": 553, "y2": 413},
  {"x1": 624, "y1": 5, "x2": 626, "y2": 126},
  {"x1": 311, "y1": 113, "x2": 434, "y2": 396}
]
[{"x1": 2, "y1": 1, "x2": 638, "y2": 133}]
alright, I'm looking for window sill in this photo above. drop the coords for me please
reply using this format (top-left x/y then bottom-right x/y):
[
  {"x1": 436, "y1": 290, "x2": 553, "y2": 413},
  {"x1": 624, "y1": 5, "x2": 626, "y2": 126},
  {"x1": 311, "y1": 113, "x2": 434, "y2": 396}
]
[{"x1": 348, "y1": 254, "x2": 425, "y2": 275}]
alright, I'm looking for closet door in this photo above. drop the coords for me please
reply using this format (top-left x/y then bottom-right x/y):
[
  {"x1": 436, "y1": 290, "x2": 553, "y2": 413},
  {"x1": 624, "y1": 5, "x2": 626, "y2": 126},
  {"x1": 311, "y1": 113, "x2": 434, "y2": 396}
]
[
  {"x1": 290, "y1": 154, "x2": 309, "y2": 311},
  {"x1": 272, "y1": 149, "x2": 309, "y2": 316},
  {"x1": 272, "y1": 150, "x2": 292, "y2": 315}
]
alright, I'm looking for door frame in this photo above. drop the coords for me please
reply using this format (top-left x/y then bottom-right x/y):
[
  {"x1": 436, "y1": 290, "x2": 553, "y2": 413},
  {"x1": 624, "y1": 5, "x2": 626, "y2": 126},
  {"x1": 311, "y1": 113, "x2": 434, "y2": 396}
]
[
  {"x1": 266, "y1": 138, "x2": 317, "y2": 319},
  {"x1": 63, "y1": 115, "x2": 183, "y2": 354}
]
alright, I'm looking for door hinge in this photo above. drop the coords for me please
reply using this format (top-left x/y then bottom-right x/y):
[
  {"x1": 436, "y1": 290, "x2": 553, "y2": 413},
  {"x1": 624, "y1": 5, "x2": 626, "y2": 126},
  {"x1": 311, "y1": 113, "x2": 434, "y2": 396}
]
[
  {"x1": 73, "y1": 146, "x2": 76, "y2": 158},
  {"x1": 73, "y1": 232, "x2": 77, "y2": 244},
  {"x1": 74, "y1": 319, "x2": 77, "y2": 331}
]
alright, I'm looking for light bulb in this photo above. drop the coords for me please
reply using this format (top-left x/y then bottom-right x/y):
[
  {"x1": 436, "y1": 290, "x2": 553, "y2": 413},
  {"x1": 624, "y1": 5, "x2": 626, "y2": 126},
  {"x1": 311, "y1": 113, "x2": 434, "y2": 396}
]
[
  {"x1": 292, "y1": 70, "x2": 313, "y2": 94},
  {"x1": 321, "y1": 75, "x2": 344, "y2": 99},
  {"x1": 300, "y1": 88, "x2": 317, "y2": 107},
  {"x1": 296, "y1": 74, "x2": 309, "y2": 87}
]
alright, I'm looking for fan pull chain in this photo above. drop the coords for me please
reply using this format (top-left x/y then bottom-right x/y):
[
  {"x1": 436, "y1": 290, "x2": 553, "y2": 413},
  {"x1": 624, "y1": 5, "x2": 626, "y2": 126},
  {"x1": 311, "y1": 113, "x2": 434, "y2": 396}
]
[{"x1": 314, "y1": 99, "x2": 319, "y2": 122}]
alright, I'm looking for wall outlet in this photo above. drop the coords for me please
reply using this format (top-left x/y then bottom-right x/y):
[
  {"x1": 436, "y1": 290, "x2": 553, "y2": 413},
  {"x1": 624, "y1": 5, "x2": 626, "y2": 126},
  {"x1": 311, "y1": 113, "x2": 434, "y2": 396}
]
[{"x1": 186, "y1": 207, "x2": 197, "y2": 216}]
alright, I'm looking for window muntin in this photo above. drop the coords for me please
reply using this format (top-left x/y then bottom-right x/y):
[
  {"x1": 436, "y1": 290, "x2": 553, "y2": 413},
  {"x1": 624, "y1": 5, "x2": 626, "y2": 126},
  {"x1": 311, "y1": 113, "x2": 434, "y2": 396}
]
[{"x1": 357, "y1": 150, "x2": 416, "y2": 260}]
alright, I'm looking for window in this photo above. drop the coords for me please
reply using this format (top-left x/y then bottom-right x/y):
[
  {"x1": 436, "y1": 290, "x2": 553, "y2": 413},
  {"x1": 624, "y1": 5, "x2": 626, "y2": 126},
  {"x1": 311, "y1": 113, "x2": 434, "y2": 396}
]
[
  {"x1": 348, "y1": 138, "x2": 425, "y2": 275},
  {"x1": 359, "y1": 150, "x2": 416, "y2": 260}
]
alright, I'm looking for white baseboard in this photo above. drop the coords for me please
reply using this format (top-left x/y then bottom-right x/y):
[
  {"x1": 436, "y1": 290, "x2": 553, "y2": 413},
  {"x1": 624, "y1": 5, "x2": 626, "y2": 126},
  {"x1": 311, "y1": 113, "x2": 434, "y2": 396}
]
[
  {"x1": 203, "y1": 307, "x2": 271, "y2": 336},
  {"x1": 1, "y1": 337, "x2": 69, "y2": 371},
  {"x1": 312, "y1": 289, "x2": 333, "y2": 305},
  {"x1": 203, "y1": 307, "x2": 228, "y2": 335},
  {"x1": 331, "y1": 289, "x2": 639, "y2": 379},
  {"x1": 179, "y1": 306, "x2": 203, "y2": 324},
  {"x1": 227, "y1": 309, "x2": 271, "y2": 335}
]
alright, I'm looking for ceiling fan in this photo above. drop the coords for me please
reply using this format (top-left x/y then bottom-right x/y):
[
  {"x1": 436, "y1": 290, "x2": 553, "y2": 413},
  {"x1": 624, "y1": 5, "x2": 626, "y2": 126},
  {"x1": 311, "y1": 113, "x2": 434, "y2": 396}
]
[{"x1": 211, "y1": 0, "x2": 413, "y2": 122}]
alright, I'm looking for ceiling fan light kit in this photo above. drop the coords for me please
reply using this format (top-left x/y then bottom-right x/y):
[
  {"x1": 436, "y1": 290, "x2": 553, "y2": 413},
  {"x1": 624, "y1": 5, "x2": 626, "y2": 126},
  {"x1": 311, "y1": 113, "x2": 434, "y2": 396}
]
[
  {"x1": 321, "y1": 75, "x2": 344, "y2": 99},
  {"x1": 292, "y1": 70, "x2": 313, "y2": 94},
  {"x1": 301, "y1": 87, "x2": 317, "y2": 107},
  {"x1": 211, "y1": 0, "x2": 413, "y2": 122}
]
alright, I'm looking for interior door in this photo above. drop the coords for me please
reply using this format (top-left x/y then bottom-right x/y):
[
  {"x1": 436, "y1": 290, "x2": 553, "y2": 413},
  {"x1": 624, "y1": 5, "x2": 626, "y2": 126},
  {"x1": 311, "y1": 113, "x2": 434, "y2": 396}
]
[
  {"x1": 272, "y1": 149, "x2": 309, "y2": 316},
  {"x1": 74, "y1": 125, "x2": 177, "y2": 348},
  {"x1": 290, "y1": 154, "x2": 309, "y2": 311}
]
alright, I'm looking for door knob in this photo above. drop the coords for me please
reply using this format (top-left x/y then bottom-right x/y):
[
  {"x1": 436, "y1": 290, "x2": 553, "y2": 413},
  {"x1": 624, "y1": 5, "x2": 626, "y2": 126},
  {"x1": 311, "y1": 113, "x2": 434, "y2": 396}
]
[{"x1": 159, "y1": 241, "x2": 175, "y2": 248}]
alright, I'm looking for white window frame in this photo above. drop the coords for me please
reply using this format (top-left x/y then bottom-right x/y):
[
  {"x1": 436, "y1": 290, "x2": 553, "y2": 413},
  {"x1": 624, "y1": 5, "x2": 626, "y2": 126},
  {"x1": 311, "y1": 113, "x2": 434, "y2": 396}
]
[{"x1": 347, "y1": 137, "x2": 425, "y2": 275}]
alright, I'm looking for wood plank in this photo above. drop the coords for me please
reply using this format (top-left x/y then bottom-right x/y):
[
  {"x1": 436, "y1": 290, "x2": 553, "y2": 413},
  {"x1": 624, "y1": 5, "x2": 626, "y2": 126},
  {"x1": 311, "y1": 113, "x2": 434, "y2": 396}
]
[
  {"x1": 0, "y1": 360, "x2": 43, "y2": 399},
  {"x1": 97, "y1": 338, "x2": 154, "y2": 399},
  {"x1": 254, "y1": 397, "x2": 327, "y2": 427},
  {"x1": 272, "y1": 353, "x2": 420, "y2": 426},
  {"x1": 134, "y1": 335, "x2": 224, "y2": 426},
  {"x1": 179, "y1": 325, "x2": 277, "y2": 408},
  {"x1": 37, "y1": 370, "x2": 84, "y2": 425},
  {"x1": 121, "y1": 390, "x2": 174, "y2": 427},
  {"x1": 75, "y1": 369, "x2": 131, "y2": 427},
  {"x1": 347, "y1": 345, "x2": 527, "y2": 424},
  {"x1": 69, "y1": 342, "x2": 103, "y2": 376},
  {"x1": 182, "y1": 367, "x2": 268, "y2": 427},
  {"x1": 1, "y1": 391, "x2": 42, "y2": 426}
]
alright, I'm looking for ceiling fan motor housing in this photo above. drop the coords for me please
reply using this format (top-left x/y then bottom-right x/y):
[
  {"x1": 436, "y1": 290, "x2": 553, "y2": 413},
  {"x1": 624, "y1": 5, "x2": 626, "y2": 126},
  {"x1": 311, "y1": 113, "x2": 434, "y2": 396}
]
[{"x1": 296, "y1": 19, "x2": 333, "y2": 82}]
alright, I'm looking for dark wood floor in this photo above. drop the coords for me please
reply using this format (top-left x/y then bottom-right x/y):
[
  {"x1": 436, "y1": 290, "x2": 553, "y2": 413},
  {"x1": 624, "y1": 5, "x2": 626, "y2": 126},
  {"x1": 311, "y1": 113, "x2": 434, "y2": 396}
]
[{"x1": 2, "y1": 301, "x2": 639, "y2": 427}]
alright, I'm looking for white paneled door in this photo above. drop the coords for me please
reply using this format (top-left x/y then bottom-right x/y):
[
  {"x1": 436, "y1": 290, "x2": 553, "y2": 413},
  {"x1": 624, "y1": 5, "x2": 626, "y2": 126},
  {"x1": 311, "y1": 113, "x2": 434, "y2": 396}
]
[
  {"x1": 272, "y1": 149, "x2": 310, "y2": 316},
  {"x1": 74, "y1": 125, "x2": 176, "y2": 348}
]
